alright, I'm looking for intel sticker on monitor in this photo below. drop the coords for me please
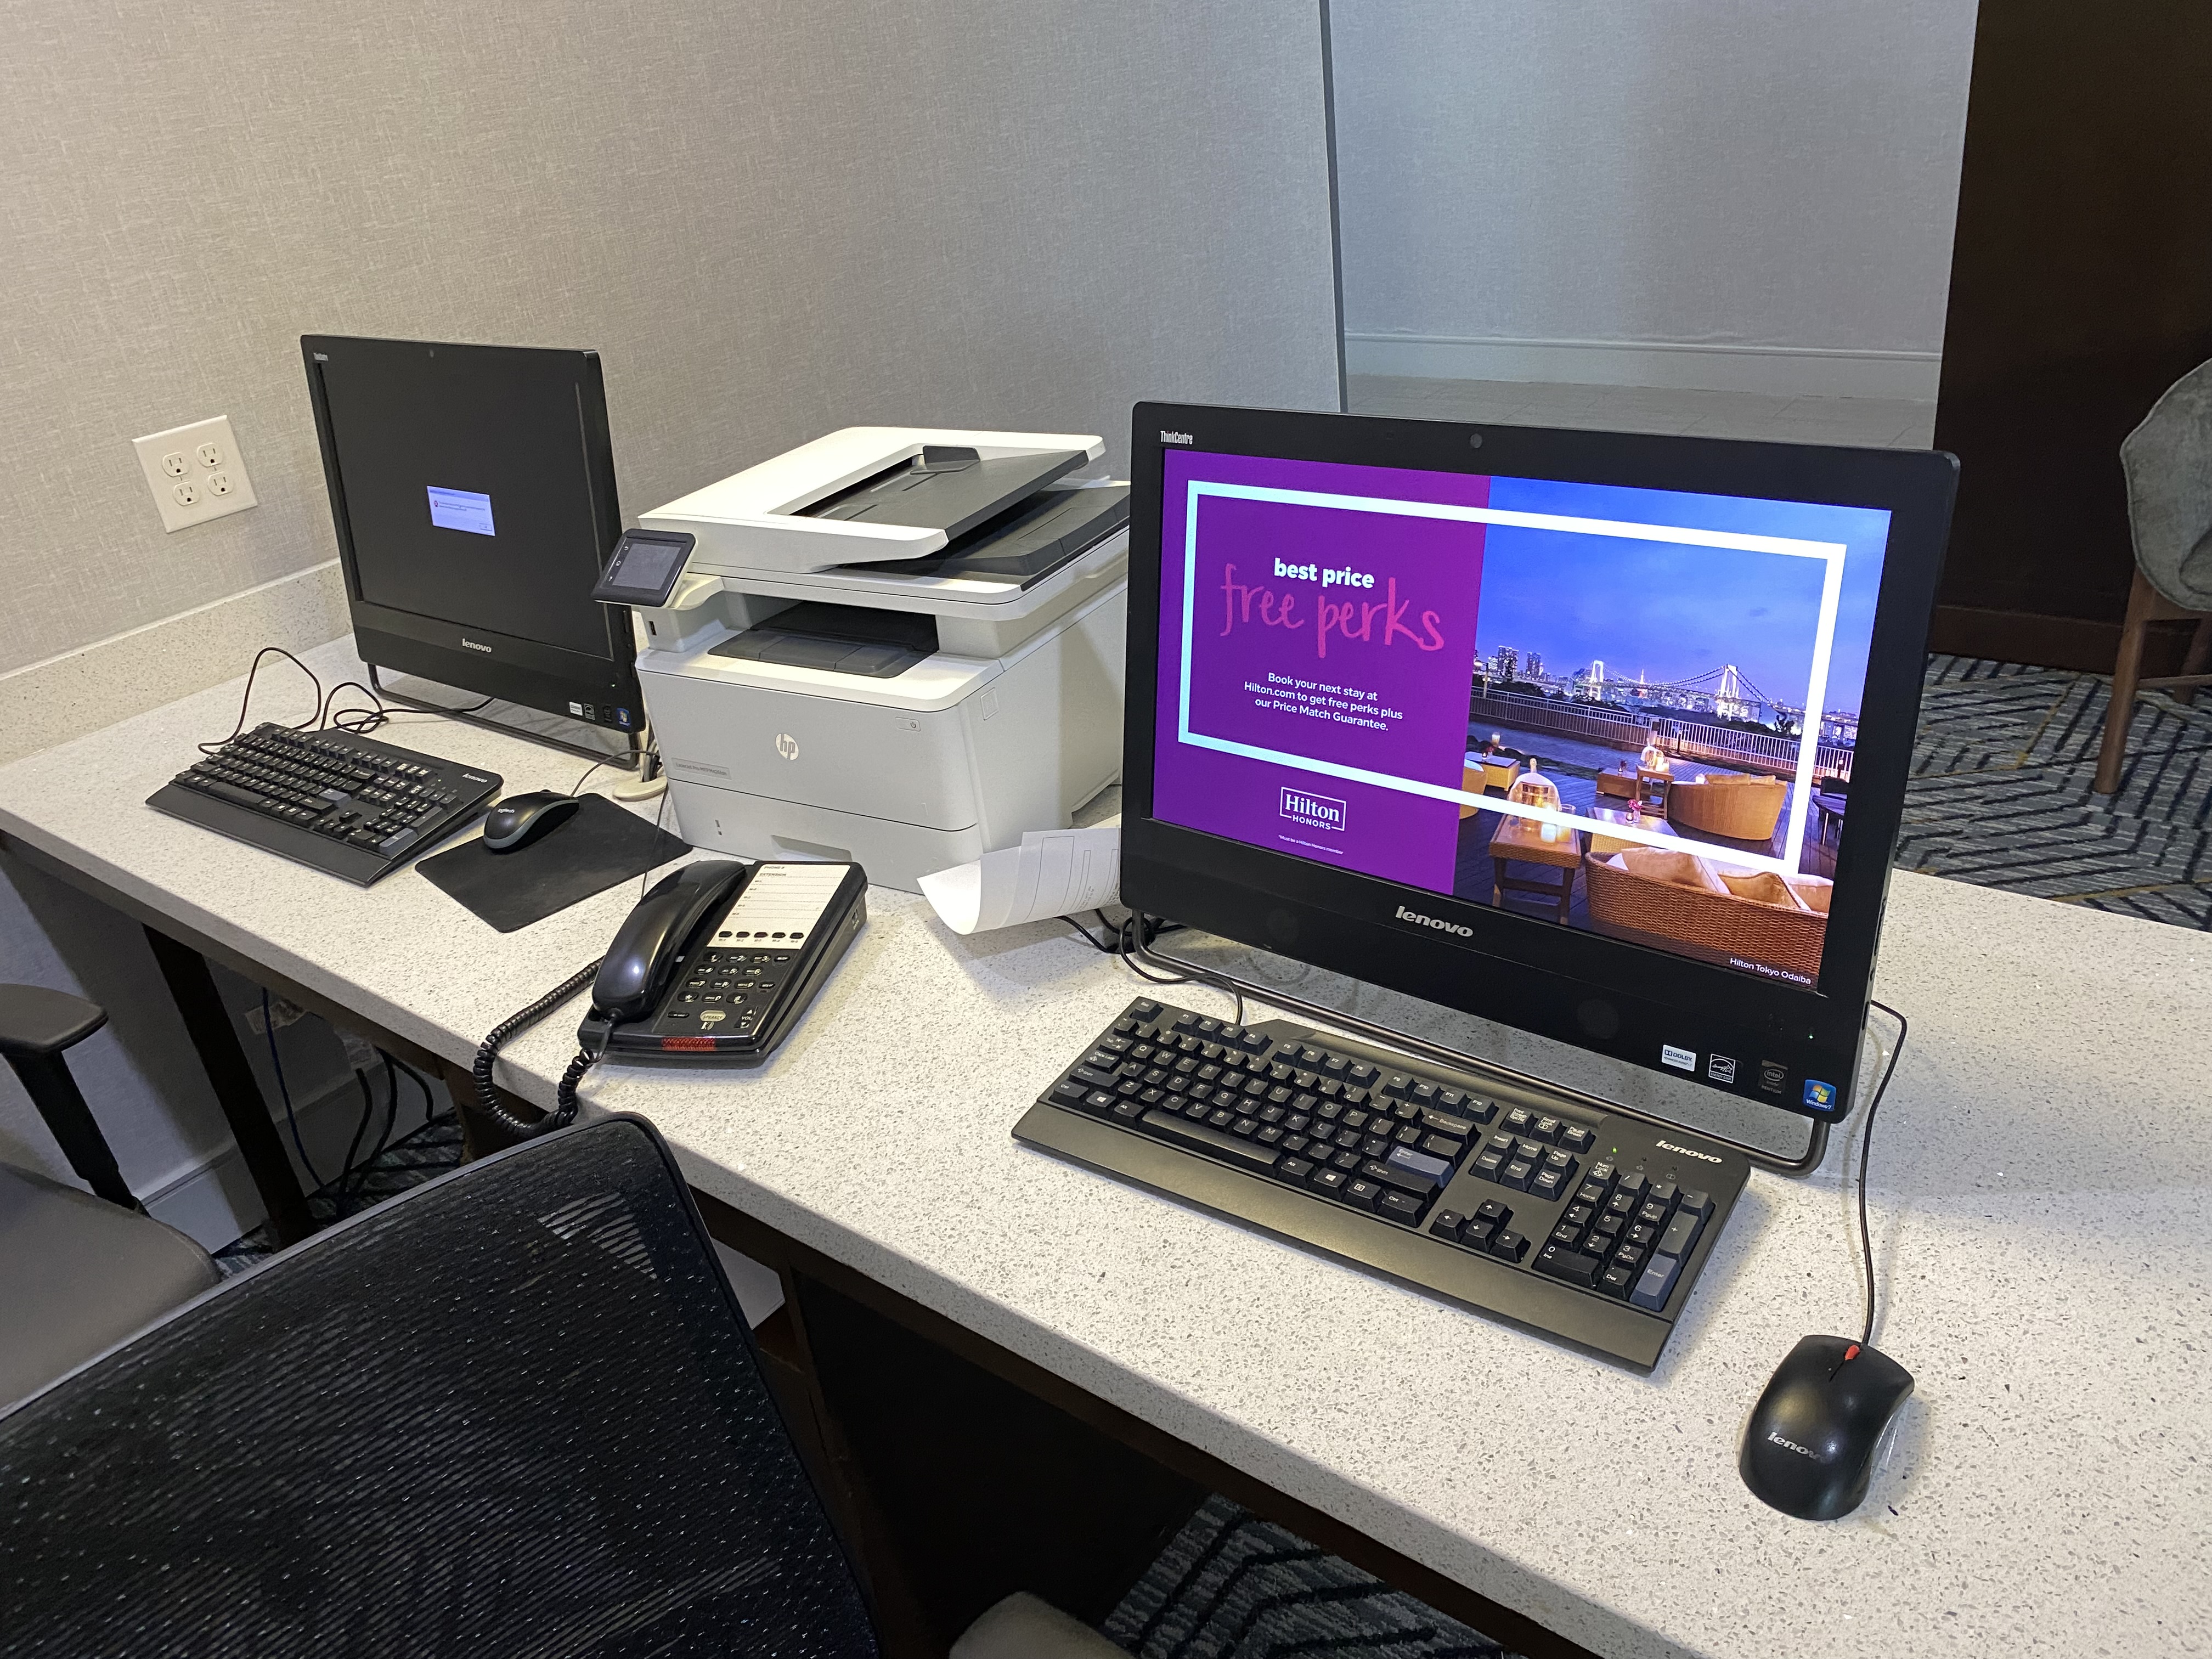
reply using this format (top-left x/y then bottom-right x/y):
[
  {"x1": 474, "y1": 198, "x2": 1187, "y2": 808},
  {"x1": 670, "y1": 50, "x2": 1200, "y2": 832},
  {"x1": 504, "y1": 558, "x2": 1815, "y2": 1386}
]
[{"x1": 427, "y1": 486, "x2": 496, "y2": 537}]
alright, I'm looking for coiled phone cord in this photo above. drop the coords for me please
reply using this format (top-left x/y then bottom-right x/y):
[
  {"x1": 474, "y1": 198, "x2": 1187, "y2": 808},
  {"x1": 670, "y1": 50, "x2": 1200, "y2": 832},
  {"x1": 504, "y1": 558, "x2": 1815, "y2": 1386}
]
[{"x1": 473, "y1": 959, "x2": 603, "y2": 1138}]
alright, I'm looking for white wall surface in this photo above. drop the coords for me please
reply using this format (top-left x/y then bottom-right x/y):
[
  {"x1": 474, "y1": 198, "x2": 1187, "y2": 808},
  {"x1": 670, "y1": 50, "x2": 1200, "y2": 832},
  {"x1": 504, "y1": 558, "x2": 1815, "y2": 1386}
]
[
  {"x1": 1, "y1": 0, "x2": 1341, "y2": 1242},
  {"x1": 1330, "y1": 0, "x2": 1979, "y2": 394},
  {"x1": 1, "y1": 0, "x2": 1339, "y2": 698}
]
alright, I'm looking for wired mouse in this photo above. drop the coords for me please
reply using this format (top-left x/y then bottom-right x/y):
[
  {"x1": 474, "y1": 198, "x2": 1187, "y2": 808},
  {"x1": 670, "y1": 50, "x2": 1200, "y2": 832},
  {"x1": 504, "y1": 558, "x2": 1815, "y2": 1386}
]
[
  {"x1": 1740, "y1": 1334, "x2": 1914, "y2": 1520},
  {"x1": 482, "y1": 791, "x2": 580, "y2": 853}
]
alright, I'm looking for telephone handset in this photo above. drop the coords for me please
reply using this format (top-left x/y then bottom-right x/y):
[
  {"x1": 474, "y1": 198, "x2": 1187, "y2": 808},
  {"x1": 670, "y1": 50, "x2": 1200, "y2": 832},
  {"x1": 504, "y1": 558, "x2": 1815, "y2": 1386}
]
[
  {"x1": 591, "y1": 860, "x2": 750, "y2": 1023},
  {"x1": 474, "y1": 857, "x2": 868, "y2": 1139},
  {"x1": 579, "y1": 858, "x2": 868, "y2": 1059}
]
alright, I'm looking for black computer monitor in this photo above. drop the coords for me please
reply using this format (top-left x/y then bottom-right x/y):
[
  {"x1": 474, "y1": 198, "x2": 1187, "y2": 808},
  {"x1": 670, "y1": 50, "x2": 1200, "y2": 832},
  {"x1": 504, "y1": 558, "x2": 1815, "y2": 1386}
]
[
  {"x1": 1121, "y1": 404, "x2": 1954, "y2": 1124},
  {"x1": 301, "y1": 336, "x2": 642, "y2": 740}
]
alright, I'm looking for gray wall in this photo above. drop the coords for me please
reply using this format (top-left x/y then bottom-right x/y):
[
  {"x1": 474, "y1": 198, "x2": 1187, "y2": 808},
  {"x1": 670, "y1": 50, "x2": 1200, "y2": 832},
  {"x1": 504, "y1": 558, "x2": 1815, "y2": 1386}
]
[
  {"x1": 2, "y1": 0, "x2": 1340, "y2": 686},
  {"x1": 0, "y1": 0, "x2": 1341, "y2": 1240},
  {"x1": 1330, "y1": 0, "x2": 1978, "y2": 391}
]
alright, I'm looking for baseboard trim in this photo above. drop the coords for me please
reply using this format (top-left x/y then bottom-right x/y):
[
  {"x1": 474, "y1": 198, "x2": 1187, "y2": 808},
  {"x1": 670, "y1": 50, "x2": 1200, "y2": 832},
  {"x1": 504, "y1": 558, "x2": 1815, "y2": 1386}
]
[
  {"x1": 142, "y1": 1065, "x2": 441, "y2": 1249},
  {"x1": 1928, "y1": 606, "x2": 2121, "y2": 674},
  {"x1": 1344, "y1": 333, "x2": 1943, "y2": 401},
  {"x1": 0, "y1": 561, "x2": 349, "y2": 767}
]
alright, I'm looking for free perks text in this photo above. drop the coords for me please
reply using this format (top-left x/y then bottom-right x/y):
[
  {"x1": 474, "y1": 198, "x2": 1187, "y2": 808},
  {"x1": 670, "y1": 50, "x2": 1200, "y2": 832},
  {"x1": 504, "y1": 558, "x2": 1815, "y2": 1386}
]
[{"x1": 1220, "y1": 562, "x2": 1444, "y2": 659}]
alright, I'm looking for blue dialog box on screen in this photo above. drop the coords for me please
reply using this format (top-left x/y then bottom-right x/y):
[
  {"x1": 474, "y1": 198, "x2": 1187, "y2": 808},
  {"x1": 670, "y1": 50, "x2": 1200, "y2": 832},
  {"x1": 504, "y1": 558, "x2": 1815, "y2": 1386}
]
[{"x1": 427, "y1": 486, "x2": 496, "y2": 537}]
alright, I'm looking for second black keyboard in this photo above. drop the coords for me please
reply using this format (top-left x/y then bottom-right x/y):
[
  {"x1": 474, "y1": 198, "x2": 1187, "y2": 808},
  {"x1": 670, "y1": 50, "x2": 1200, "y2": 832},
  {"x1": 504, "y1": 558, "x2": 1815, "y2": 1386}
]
[
  {"x1": 148, "y1": 723, "x2": 503, "y2": 885},
  {"x1": 1014, "y1": 997, "x2": 1752, "y2": 1371}
]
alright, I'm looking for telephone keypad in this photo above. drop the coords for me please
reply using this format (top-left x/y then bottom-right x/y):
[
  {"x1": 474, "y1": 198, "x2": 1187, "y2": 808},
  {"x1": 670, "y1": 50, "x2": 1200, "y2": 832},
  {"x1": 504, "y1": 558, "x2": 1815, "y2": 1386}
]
[{"x1": 624, "y1": 862, "x2": 862, "y2": 1056}]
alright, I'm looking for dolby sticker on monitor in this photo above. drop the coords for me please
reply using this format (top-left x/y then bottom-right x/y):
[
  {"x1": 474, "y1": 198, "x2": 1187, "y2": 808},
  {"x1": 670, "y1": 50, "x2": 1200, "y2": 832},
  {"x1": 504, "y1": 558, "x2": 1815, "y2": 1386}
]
[{"x1": 1661, "y1": 1044, "x2": 1697, "y2": 1072}]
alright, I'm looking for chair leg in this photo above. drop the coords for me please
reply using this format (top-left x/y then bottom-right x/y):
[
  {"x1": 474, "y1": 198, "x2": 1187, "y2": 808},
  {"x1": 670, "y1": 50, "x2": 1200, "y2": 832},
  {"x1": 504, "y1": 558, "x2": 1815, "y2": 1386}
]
[{"x1": 2093, "y1": 572, "x2": 2158, "y2": 795}]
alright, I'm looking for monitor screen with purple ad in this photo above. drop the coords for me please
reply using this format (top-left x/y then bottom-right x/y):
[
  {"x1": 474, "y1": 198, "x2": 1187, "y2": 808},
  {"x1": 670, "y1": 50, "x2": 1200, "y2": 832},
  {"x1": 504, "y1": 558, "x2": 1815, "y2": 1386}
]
[{"x1": 1150, "y1": 449, "x2": 1892, "y2": 994}]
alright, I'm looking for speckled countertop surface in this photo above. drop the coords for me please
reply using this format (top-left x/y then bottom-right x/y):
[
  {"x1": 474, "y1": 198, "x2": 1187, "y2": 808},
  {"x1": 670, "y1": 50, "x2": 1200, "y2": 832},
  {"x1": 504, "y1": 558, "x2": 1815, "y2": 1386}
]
[{"x1": 3, "y1": 640, "x2": 2208, "y2": 1659}]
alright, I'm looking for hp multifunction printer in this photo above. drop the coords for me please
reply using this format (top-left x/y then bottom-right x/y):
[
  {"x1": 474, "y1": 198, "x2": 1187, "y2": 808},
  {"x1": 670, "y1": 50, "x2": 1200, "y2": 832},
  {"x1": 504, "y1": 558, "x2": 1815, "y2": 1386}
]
[{"x1": 631, "y1": 427, "x2": 1128, "y2": 890}]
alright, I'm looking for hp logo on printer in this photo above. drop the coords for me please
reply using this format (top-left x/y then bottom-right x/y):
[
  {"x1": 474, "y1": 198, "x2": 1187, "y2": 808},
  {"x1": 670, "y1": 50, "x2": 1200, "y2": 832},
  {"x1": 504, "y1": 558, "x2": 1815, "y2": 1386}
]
[{"x1": 774, "y1": 732, "x2": 801, "y2": 761}]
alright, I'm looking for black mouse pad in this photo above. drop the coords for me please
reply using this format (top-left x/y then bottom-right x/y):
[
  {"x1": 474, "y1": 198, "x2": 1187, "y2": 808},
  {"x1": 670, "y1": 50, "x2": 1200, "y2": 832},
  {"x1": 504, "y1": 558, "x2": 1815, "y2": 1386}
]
[{"x1": 416, "y1": 795, "x2": 691, "y2": 933}]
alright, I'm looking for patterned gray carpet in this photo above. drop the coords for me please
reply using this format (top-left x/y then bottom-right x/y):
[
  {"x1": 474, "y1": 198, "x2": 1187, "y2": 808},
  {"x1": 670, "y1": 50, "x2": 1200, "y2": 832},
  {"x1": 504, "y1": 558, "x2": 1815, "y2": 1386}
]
[
  {"x1": 211, "y1": 1114, "x2": 465, "y2": 1275},
  {"x1": 1105, "y1": 1497, "x2": 1511, "y2": 1659},
  {"x1": 1902, "y1": 655, "x2": 2210, "y2": 926}
]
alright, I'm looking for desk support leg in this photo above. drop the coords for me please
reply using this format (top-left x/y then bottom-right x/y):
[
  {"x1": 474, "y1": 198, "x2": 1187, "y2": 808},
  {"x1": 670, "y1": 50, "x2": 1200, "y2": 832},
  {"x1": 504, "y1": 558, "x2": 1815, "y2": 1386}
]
[{"x1": 142, "y1": 926, "x2": 314, "y2": 1246}]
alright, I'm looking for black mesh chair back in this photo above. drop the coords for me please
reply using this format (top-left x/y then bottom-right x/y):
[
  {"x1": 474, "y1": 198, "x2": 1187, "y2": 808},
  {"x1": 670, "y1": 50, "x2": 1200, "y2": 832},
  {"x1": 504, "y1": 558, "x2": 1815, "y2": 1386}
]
[{"x1": 0, "y1": 1116, "x2": 878, "y2": 1659}]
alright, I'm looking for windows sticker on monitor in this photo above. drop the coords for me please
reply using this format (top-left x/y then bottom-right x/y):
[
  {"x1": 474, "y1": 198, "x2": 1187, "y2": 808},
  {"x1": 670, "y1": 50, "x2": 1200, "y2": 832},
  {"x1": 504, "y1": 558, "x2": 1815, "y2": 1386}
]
[{"x1": 1120, "y1": 404, "x2": 1954, "y2": 1121}]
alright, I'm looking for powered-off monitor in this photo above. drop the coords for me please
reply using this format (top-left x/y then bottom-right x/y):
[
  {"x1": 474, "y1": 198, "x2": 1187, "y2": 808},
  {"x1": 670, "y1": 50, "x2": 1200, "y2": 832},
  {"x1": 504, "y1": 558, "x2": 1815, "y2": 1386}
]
[{"x1": 1120, "y1": 405, "x2": 1953, "y2": 1121}]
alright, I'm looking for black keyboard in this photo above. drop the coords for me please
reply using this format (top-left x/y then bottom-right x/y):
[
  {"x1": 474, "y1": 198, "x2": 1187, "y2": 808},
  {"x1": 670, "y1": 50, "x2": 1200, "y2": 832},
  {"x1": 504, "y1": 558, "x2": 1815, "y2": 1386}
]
[
  {"x1": 148, "y1": 723, "x2": 503, "y2": 885},
  {"x1": 1013, "y1": 997, "x2": 1751, "y2": 1371}
]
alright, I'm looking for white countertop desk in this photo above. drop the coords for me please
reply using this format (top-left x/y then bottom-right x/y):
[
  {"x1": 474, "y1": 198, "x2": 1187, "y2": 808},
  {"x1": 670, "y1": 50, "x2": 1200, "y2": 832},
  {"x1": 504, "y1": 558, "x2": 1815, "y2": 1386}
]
[{"x1": 2, "y1": 639, "x2": 2208, "y2": 1659}]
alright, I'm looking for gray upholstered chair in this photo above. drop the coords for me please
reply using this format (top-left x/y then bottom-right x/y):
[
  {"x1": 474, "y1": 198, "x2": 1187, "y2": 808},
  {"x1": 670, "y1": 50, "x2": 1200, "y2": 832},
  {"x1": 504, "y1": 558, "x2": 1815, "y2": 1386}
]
[
  {"x1": 0, "y1": 984, "x2": 219, "y2": 1407},
  {"x1": 2094, "y1": 358, "x2": 2212, "y2": 794}
]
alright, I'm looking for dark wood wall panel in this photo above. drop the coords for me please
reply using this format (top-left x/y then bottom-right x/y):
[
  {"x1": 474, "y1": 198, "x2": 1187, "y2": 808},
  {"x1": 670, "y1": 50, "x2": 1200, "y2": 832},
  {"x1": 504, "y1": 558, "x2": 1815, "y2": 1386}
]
[{"x1": 1929, "y1": 1, "x2": 2212, "y2": 671}]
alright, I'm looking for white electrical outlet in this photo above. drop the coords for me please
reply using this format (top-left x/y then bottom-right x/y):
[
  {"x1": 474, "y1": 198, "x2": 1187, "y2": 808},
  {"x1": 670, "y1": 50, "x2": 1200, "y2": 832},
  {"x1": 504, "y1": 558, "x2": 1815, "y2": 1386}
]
[{"x1": 133, "y1": 415, "x2": 258, "y2": 532}]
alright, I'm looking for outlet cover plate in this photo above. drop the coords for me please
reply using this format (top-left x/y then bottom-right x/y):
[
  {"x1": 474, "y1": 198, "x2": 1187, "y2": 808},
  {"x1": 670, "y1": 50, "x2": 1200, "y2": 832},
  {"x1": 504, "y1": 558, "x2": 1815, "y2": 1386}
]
[{"x1": 133, "y1": 415, "x2": 258, "y2": 532}]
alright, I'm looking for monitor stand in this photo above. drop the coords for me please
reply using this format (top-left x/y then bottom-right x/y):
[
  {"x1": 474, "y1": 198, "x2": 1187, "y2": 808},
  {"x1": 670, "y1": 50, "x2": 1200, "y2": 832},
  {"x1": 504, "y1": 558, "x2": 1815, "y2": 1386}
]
[
  {"x1": 368, "y1": 666, "x2": 649, "y2": 772},
  {"x1": 1136, "y1": 924, "x2": 1882, "y2": 1177}
]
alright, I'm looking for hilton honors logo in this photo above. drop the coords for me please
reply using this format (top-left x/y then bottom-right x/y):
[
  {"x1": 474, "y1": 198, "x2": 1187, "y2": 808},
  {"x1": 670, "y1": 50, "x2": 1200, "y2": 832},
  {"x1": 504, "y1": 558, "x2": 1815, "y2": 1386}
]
[{"x1": 1279, "y1": 786, "x2": 1346, "y2": 831}]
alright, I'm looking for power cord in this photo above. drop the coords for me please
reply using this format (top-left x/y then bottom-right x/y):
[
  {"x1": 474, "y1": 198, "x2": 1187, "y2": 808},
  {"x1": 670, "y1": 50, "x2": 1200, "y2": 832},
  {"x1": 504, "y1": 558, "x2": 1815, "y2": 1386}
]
[
  {"x1": 337, "y1": 1052, "x2": 445, "y2": 1217},
  {"x1": 259, "y1": 990, "x2": 327, "y2": 1190},
  {"x1": 1857, "y1": 998, "x2": 1910, "y2": 1348},
  {"x1": 1060, "y1": 909, "x2": 1243, "y2": 1025},
  {"x1": 258, "y1": 992, "x2": 402, "y2": 1216},
  {"x1": 472, "y1": 960, "x2": 606, "y2": 1139},
  {"x1": 204, "y1": 649, "x2": 324, "y2": 754},
  {"x1": 320, "y1": 678, "x2": 495, "y2": 736},
  {"x1": 334, "y1": 1061, "x2": 392, "y2": 1217},
  {"x1": 201, "y1": 643, "x2": 498, "y2": 749}
]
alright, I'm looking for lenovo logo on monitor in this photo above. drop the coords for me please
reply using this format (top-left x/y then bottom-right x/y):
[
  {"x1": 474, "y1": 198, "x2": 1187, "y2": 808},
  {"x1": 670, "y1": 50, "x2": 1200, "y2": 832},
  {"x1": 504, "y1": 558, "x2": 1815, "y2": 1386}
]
[
  {"x1": 1395, "y1": 905, "x2": 1472, "y2": 937},
  {"x1": 1279, "y1": 787, "x2": 1346, "y2": 831}
]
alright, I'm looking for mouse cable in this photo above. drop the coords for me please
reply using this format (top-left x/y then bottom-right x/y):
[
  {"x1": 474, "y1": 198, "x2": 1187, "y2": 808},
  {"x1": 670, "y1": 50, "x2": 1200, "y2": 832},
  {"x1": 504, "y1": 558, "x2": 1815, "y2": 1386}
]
[
  {"x1": 1857, "y1": 998, "x2": 1910, "y2": 1348},
  {"x1": 472, "y1": 960, "x2": 604, "y2": 1140}
]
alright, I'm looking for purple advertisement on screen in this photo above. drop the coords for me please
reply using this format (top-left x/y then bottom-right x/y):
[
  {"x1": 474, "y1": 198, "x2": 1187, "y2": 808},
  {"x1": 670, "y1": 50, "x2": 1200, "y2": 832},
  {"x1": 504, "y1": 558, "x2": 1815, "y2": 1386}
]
[
  {"x1": 1148, "y1": 447, "x2": 1896, "y2": 992},
  {"x1": 1153, "y1": 453, "x2": 1492, "y2": 892}
]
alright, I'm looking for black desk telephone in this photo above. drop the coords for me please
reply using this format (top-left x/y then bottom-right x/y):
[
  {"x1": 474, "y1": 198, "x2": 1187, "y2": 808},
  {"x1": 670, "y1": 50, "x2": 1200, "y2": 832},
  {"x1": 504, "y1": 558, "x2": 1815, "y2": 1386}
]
[
  {"x1": 583, "y1": 859, "x2": 867, "y2": 1057},
  {"x1": 473, "y1": 859, "x2": 867, "y2": 1135}
]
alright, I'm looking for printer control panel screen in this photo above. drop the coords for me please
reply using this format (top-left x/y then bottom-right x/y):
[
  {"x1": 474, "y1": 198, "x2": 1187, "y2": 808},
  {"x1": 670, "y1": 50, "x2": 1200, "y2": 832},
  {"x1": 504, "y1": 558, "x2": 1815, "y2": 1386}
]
[{"x1": 1149, "y1": 449, "x2": 1893, "y2": 994}]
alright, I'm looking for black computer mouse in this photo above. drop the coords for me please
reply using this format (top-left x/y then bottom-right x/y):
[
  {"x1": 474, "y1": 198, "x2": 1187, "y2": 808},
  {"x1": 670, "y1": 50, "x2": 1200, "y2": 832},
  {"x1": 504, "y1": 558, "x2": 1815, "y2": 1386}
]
[
  {"x1": 481, "y1": 791, "x2": 580, "y2": 852},
  {"x1": 1740, "y1": 1334, "x2": 1914, "y2": 1520}
]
